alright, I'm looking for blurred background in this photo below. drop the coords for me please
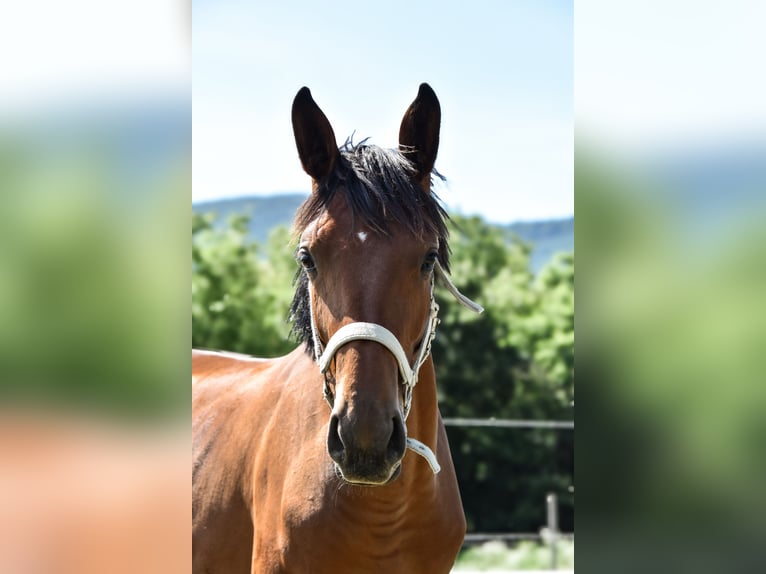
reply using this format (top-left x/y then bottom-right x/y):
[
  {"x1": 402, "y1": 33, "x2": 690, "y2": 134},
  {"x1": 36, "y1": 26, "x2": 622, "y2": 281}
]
[
  {"x1": 577, "y1": 1, "x2": 766, "y2": 572},
  {"x1": 0, "y1": 1, "x2": 189, "y2": 572},
  {"x1": 0, "y1": 0, "x2": 190, "y2": 414}
]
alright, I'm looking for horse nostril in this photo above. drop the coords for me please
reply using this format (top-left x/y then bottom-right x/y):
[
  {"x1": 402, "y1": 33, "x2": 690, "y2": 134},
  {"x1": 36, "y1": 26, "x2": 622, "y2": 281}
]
[
  {"x1": 387, "y1": 415, "x2": 406, "y2": 462},
  {"x1": 327, "y1": 414, "x2": 345, "y2": 463}
]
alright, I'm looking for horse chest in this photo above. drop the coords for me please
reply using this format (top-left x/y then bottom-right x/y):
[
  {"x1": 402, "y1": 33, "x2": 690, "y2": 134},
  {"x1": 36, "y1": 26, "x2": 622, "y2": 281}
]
[
  {"x1": 260, "y1": 473, "x2": 461, "y2": 574},
  {"x1": 276, "y1": 510, "x2": 452, "y2": 573}
]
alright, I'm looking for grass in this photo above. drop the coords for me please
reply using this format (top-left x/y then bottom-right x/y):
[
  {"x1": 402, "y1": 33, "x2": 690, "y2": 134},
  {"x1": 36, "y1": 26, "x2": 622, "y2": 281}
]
[{"x1": 453, "y1": 539, "x2": 574, "y2": 571}]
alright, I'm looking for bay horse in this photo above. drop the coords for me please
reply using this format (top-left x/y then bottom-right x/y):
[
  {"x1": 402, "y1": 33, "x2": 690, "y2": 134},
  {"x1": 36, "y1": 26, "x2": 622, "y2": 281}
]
[{"x1": 192, "y1": 83, "x2": 482, "y2": 573}]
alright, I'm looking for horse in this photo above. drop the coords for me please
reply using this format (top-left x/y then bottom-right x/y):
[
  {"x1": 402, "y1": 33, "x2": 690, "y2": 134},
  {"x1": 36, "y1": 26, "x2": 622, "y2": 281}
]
[{"x1": 192, "y1": 83, "x2": 483, "y2": 574}]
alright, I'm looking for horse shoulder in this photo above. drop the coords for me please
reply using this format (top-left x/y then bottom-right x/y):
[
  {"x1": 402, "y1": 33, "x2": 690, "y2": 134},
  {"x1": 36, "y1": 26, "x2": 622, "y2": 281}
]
[
  {"x1": 192, "y1": 347, "x2": 312, "y2": 574},
  {"x1": 247, "y1": 356, "x2": 334, "y2": 571}
]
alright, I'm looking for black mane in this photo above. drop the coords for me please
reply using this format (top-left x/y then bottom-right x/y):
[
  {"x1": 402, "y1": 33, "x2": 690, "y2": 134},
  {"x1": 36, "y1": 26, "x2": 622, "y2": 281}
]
[{"x1": 288, "y1": 140, "x2": 450, "y2": 356}]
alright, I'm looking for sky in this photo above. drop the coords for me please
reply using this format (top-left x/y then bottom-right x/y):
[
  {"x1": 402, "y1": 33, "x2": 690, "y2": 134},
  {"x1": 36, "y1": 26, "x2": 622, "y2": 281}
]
[
  {"x1": 2, "y1": 2, "x2": 763, "y2": 223},
  {"x1": 577, "y1": 0, "x2": 766, "y2": 157},
  {"x1": 192, "y1": 0, "x2": 574, "y2": 224},
  {"x1": 0, "y1": 1, "x2": 187, "y2": 115}
]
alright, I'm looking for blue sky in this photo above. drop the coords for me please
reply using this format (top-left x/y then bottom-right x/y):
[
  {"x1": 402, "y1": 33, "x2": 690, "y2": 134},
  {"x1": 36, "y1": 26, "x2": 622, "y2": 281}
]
[{"x1": 193, "y1": 0, "x2": 573, "y2": 223}]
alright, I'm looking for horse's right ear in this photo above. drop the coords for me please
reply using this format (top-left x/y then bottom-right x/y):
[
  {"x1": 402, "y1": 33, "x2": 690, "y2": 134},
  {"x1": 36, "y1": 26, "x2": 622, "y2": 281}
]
[
  {"x1": 399, "y1": 83, "x2": 441, "y2": 184},
  {"x1": 292, "y1": 87, "x2": 339, "y2": 184}
]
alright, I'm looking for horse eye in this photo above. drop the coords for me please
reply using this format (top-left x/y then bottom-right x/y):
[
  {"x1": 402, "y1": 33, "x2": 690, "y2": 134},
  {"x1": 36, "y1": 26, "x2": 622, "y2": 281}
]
[
  {"x1": 421, "y1": 251, "x2": 438, "y2": 274},
  {"x1": 297, "y1": 249, "x2": 316, "y2": 272}
]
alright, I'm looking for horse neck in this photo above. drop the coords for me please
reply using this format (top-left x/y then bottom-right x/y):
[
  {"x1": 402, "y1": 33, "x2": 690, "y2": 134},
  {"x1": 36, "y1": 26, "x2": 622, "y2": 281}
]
[{"x1": 406, "y1": 356, "x2": 441, "y2": 470}]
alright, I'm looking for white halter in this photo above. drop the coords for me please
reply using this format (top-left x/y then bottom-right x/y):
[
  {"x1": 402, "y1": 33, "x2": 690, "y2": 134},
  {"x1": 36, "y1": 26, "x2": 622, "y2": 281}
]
[{"x1": 309, "y1": 261, "x2": 483, "y2": 475}]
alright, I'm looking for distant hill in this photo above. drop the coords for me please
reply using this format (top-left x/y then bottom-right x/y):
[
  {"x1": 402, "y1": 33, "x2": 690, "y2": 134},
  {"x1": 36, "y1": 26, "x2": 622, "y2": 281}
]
[
  {"x1": 193, "y1": 194, "x2": 308, "y2": 245},
  {"x1": 505, "y1": 218, "x2": 574, "y2": 271},
  {"x1": 193, "y1": 194, "x2": 574, "y2": 272}
]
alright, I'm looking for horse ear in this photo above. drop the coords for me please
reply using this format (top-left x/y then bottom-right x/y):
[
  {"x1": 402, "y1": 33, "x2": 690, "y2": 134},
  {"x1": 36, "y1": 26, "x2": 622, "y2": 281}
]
[
  {"x1": 399, "y1": 83, "x2": 441, "y2": 182},
  {"x1": 292, "y1": 87, "x2": 339, "y2": 183}
]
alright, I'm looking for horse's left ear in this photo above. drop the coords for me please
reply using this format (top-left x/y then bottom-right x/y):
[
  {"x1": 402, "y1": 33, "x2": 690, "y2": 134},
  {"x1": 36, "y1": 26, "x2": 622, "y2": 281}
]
[{"x1": 399, "y1": 83, "x2": 441, "y2": 185}]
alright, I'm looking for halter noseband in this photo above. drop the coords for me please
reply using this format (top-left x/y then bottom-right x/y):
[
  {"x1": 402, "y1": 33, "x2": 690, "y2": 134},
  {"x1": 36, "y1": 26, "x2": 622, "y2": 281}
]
[{"x1": 308, "y1": 261, "x2": 483, "y2": 475}]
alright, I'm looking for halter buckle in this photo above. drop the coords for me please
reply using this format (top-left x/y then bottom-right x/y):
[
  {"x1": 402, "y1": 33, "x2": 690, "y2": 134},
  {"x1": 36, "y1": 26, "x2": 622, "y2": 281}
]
[{"x1": 322, "y1": 373, "x2": 334, "y2": 408}]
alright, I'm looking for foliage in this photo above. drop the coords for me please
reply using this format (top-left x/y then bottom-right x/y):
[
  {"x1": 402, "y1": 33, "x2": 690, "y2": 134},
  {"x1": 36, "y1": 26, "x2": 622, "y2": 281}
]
[
  {"x1": 575, "y1": 156, "x2": 766, "y2": 554},
  {"x1": 0, "y1": 134, "x2": 188, "y2": 419},
  {"x1": 191, "y1": 211, "x2": 574, "y2": 533},
  {"x1": 192, "y1": 212, "x2": 296, "y2": 357}
]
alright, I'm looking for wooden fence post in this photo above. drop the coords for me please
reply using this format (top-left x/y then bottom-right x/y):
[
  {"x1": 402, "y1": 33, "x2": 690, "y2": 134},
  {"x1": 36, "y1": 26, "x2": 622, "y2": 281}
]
[{"x1": 546, "y1": 493, "x2": 559, "y2": 570}]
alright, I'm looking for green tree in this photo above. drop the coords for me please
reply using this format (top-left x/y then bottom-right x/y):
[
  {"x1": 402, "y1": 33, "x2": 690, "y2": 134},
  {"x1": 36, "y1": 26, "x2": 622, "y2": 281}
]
[
  {"x1": 192, "y1": 213, "x2": 295, "y2": 357},
  {"x1": 434, "y1": 215, "x2": 574, "y2": 532}
]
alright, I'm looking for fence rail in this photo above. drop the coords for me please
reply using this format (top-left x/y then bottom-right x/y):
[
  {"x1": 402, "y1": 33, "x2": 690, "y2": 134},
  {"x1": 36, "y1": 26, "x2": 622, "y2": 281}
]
[
  {"x1": 462, "y1": 494, "x2": 573, "y2": 570},
  {"x1": 445, "y1": 420, "x2": 575, "y2": 569},
  {"x1": 463, "y1": 532, "x2": 574, "y2": 544},
  {"x1": 443, "y1": 417, "x2": 574, "y2": 429}
]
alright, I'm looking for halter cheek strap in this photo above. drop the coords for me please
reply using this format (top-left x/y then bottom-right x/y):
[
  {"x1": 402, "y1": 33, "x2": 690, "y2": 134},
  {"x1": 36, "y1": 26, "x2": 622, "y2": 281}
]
[{"x1": 310, "y1": 261, "x2": 482, "y2": 475}]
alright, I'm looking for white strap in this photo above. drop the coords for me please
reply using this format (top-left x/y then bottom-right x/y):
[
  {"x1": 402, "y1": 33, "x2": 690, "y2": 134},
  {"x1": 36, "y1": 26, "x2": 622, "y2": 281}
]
[
  {"x1": 318, "y1": 322, "x2": 414, "y2": 385},
  {"x1": 406, "y1": 438, "x2": 441, "y2": 474},
  {"x1": 435, "y1": 261, "x2": 484, "y2": 313}
]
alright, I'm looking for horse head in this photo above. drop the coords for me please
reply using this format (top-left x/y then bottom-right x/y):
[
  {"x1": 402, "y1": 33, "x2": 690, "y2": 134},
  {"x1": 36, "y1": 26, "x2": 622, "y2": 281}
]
[{"x1": 290, "y1": 84, "x2": 447, "y2": 485}]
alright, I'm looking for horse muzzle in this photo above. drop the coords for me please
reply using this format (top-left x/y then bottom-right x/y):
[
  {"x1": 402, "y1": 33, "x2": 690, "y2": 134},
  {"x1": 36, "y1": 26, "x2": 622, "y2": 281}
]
[{"x1": 327, "y1": 410, "x2": 407, "y2": 485}]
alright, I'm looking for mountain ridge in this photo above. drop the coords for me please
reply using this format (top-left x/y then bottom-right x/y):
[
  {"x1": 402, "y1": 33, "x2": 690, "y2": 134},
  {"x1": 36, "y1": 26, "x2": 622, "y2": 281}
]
[{"x1": 193, "y1": 194, "x2": 573, "y2": 271}]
